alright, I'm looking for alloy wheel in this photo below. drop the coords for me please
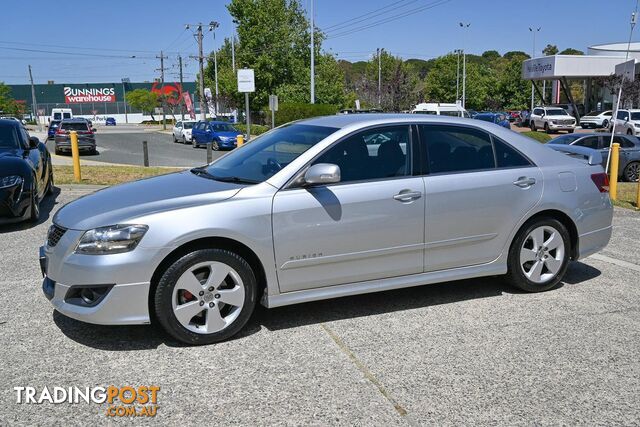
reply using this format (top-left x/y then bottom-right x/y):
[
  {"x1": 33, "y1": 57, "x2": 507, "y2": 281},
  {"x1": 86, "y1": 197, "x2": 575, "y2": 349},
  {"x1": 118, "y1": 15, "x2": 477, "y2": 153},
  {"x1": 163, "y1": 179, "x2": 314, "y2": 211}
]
[
  {"x1": 519, "y1": 225, "x2": 565, "y2": 284},
  {"x1": 171, "y1": 261, "x2": 245, "y2": 334},
  {"x1": 625, "y1": 162, "x2": 640, "y2": 182}
]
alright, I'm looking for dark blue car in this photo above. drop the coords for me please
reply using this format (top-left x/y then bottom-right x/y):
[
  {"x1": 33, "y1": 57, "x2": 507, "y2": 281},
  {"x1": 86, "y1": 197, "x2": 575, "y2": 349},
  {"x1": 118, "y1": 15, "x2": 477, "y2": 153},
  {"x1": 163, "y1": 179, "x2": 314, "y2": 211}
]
[
  {"x1": 191, "y1": 121, "x2": 242, "y2": 150},
  {"x1": 47, "y1": 120, "x2": 61, "y2": 140},
  {"x1": 105, "y1": 117, "x2": 116, "y2": 126},
  {"x1": 473, "y1": 112, "x2": 511, "y2": 129}
]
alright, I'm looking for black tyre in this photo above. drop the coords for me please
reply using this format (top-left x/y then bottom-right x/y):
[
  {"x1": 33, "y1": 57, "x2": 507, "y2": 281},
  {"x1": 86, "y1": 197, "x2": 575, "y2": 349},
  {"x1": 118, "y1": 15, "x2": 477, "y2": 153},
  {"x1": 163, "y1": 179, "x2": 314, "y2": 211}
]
[
  {"x1": 505, "y1": 217, "x2": 570, "y2": 293},
  {"x1": 154, "y1": 248, "x2": 258, "y2": 345},
  {"x1": 623, "y1": 161, "x2": 640, "y2": 182},
  {"x1": 568, "y1": 129, "x2": 574, "y2": 134},
  {"x1": 602, "y1": 119, "x2": 609, "y2": 129},
  {"x1": 173, "y1": 135, "x2": 178, "y2": 143},
  {"x1": 212, "y1": 141, "x2": 220, "y2": 151},
  {"x1": 182, "y1": 136, "x2": 188, "y2": 144},
  {"x1": 627, "y1": 129, "x2": 633, "y2": 136},
  {"x1": 544, "y1": 123, "x2": 552, "y2": 134},
  {"x1": 29, "y1": 183, "x2": 40, "y2": 223},
  {"x1": 530, "y1": 121, "x2": 536, "y2": 132},
  {"x1": 45, "y1": 167, "x2": 54, "y2": 196}
]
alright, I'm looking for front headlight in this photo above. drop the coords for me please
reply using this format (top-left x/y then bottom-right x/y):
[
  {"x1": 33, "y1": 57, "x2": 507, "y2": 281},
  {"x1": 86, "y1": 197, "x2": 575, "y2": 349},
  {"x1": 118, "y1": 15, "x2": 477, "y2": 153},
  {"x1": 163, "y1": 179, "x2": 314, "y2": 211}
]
[
  {"x1": 550, "y1": 121, "x2": 557, "y2": 125},
  {"x1": 218, "y1": 136, "x2": 230, "y2": 141},
  {"x1": 0, "y1": 175, "x2": 23, "y2": 189},
  {"x1": 634, "y1": 123, "x2": 640, "y2": 128},
  {"x1": 75, "y1": 224, "x2": 148, "y2": 255}
]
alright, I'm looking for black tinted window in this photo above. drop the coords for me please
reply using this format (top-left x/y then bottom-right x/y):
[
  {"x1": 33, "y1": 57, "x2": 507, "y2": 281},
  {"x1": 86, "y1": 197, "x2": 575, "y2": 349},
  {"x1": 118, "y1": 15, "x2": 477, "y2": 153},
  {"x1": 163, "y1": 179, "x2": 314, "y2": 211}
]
[
  {"x1": 315, "y1": 126, "x2": 410, "y2": 182},
  {"x1": 575, "y1": 137, "x2": 599, "y2": 150},
  {"x1": 0, "y1": 125, "x2": 19, "y2": 149},
  {"x1": 421, "y1": 125, "x2": 495, "y2": 173},
  {"x1": 494, "y1": 138, "x2": 531, "y2": 168},
  {"x1": 614, "y1": 136, "x2": 635, "y2": 148},
  {"x1": 60, "y1": 122, "x2": 89, "y2": 131}
]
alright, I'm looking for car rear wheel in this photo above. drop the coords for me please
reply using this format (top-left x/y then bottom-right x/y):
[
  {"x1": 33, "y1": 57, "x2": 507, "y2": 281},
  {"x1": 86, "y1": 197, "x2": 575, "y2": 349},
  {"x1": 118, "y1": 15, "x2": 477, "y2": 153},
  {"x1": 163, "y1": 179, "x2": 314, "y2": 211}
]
[
  {"x1": 505, "y1": 217, "x2": 570, "y2": 293},
  {"x1": 530, "y1": 121, "x2": 536, "y2": 131},
  {"x1": 154, "y1": 249, "x2": 257, "y2": 345},
  {"x1": 624, "y1": 161, "x2": 640, "y2": 182},
  {"x1": 182, "y1": 135, "x2": 188, "y2": 144},
  {"x1": 173, "y1": 134, "x2": 178, "y2": 143},
  {"x1": 602, "y1": 119, "x2": 609, "y2": 129}
]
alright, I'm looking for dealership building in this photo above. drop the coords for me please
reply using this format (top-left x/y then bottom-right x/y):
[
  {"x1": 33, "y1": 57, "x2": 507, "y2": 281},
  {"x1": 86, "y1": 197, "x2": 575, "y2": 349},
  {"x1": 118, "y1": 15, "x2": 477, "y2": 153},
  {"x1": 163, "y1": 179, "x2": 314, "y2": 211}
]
[
  {"x1": 522, "y1": 42, "x2": 640, "y2": 117},
  {"x1": 8, "y1": 81, "x2": 199, "y2": 124}
]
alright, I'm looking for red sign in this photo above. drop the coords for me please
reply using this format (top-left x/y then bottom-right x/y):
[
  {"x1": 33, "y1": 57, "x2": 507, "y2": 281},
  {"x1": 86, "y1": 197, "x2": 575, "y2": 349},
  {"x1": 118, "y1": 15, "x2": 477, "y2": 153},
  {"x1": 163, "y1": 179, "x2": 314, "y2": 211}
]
[
  {"x1": 64, "y1": 87, "x2": 116, "y2": 103},
  {"x1": 182, "y1": 92, "x2": 196, "y2": 119},
  {"x1": 151, "y1": 82, "x2": 182, "y2": 105}
]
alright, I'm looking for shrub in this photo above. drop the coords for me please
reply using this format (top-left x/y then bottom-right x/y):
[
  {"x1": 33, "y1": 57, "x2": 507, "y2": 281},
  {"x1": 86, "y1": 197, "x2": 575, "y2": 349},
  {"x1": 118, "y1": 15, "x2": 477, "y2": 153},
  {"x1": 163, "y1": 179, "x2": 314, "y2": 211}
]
[
  {"x1": 266, "y1": 103, "x2": 339, "y2": 126},
  {"x1": 234, "y1": 123, "x2": 269, "y2": 136}
]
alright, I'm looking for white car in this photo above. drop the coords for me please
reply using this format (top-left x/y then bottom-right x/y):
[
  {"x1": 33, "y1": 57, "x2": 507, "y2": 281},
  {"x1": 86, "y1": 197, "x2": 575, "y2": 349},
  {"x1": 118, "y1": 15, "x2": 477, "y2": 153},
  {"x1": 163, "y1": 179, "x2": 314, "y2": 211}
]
[
  {"x1": 580, "y1": 110, "x2": 612, "y2": 129},
  {"x1": 612, "y1": 109, "x2": 640, "y2": 136},
  {"x1": 530, "y1": 107, "x2": 576, "y2": 134},
  {"x1": 411, "y1": 102, "x2": 470, "y2": 118},
  {"x1": 172, "y1": 120, "x2": 197, "y2": 144}
]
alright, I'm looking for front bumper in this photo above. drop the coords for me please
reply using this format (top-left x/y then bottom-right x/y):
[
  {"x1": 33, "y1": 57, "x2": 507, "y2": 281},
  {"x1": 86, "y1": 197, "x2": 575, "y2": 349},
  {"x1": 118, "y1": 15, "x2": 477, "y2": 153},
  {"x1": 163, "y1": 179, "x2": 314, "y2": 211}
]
[
  {"x1": 218, "y1": 139, "x2": 237, "y2": 149},
  {"x1": 39, "y1": 229, "x2": 169, "y2": 325},
  {"x1": 548, "y1": 123, "x2": 575, "y2": 131}
]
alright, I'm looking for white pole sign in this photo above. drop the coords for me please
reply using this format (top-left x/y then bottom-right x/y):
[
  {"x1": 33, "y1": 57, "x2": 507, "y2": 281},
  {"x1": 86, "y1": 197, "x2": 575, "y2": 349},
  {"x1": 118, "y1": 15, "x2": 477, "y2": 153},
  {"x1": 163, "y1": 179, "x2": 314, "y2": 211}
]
[{"x1": 237, "y1": 69, "x2": 255, "y2": 93}]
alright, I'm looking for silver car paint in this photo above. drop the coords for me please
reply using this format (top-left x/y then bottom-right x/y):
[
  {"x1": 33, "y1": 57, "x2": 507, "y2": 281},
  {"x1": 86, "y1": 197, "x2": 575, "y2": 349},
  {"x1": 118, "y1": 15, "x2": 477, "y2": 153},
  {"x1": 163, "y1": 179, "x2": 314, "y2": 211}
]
[{"x1": 43, "y1": 114, "x2": 613, "y2": 325}]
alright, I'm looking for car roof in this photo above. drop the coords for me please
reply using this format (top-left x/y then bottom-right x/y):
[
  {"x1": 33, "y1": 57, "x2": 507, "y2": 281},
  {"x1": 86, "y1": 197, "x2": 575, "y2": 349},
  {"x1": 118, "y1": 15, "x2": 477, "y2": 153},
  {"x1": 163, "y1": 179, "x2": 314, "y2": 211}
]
[{"x1": 0, "y1": 118, "x2": 21, "y2": 127}]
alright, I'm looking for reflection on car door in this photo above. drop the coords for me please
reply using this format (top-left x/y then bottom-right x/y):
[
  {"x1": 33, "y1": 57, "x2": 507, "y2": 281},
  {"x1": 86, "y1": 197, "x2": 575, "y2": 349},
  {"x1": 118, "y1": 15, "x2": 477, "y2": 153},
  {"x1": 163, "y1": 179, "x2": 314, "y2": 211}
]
[
  {"x1": 272, "y1": 125, "x2": 426, "y2": 292},
  {"x1": 419, "y1": 124, "x2": 543, "y2": 272}
]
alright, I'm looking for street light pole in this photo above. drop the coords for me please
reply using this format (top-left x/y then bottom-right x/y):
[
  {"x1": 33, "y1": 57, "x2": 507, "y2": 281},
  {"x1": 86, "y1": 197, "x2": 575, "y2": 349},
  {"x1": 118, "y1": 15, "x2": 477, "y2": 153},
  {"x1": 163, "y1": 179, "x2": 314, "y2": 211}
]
[
  {"x1": 455, "y1": 49, "x2": 461, "y2": 101},
  {"x1": 310, "y1": 0, "x2": 315, "y2": 104},
  {"x1": 121, "y1": 77, "x2": 129, "y2": 124},
  {"x1": 529, "y1": 26, "x2": 541, "y2": 112},
  {"x1": 459, "y1": 22, "x2": 470, "y2": 109},
  {"x1": 209, "y1": 21, "x2": 220, "y2": 116},
  {"x1": 377, "y1": 47, "x2": 383, "y2": 107}
]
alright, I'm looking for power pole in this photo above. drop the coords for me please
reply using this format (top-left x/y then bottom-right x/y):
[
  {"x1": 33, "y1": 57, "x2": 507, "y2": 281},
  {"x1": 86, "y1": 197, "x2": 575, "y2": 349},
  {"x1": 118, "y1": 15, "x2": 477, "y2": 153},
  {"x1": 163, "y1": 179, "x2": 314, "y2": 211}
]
[
  {"x1": 456, "y1": 49, "x2": 461, "y2": 101},
  {"x1": 377, "y1": 48, "x2": 383, "y2": 107},
  {"x1": 28, "y1": 65, "x2": 39, "y2": 128},
  {"x1": 310, "y1": 0, "x2": 315, "y2": 104},
  {"x1": 178, "y1": 55, "x2": 184, "y2": 120},
  {"x1": 187, "y1": 23, "x2": 207, "y2": 121},
  {"x1": 231, "y1": 34, "x2": 236, "y2": 72},
  {"x1": 529, "y1": 27, "x2": 541, "y2": 112},
  {"x1": 459, "y1": 22, "x2": 470, "y2": 109},
  {"x1": 156, "y1": 50, "x2": 167, "y2": 130},
  {"x1": 209, "y1": 21, "x2": 220, "y2": 116}
]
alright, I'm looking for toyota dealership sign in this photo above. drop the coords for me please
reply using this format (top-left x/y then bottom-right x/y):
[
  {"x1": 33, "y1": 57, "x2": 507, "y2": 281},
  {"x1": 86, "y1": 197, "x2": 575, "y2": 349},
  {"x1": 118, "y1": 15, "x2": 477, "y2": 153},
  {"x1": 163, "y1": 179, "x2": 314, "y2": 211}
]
[{"x1": 64, "y1": 86, "x2": 116, "y2": 103}]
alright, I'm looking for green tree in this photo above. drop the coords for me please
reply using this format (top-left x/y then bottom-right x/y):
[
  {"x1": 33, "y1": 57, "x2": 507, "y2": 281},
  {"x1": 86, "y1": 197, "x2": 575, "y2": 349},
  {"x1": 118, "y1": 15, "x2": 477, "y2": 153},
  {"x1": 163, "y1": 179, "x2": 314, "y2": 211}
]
[
  {"x1": 481, "y1": 50, "x2": 501, "y2": 61},
  {"x1": 496, "y1": 54, "x2": 531, "y2": 109},
  {"x1": 504, "y1": 51, "x2": 530, "y2": 60},
  {"x1": 126, "y1": 89, "x2": 159, "y2": 120},
  {"x1": 542, "y1": 44, "x2": 559, "y2": 56},
  {"x1": 0, "y1": 82, "x2": 21, "y2": 116},
  {"x1": 559, "y1": 48, "x2": 584, "y2": 55}
]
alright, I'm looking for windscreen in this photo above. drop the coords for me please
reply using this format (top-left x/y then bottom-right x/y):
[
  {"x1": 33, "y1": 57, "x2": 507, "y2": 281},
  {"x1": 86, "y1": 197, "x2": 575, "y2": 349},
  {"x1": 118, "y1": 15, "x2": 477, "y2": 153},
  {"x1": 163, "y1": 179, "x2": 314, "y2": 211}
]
[
  {"x1": 61, "y1": 122, "x2": 89, "y2": 131},
  {"x1": 211, "y1": 123, "x2": 238, "y2": 132},
  {"x1": 0, "y1": 125, "x2": 19, "y2": 149},
  {"x1": 546, "y1": 109, "x2": 569, "y2": 116}
]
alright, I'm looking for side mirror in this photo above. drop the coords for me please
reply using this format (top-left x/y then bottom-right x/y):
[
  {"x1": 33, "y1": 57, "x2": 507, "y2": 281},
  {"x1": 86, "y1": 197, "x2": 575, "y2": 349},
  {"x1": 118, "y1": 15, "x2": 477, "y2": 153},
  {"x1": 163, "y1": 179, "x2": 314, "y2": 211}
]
[
  {"x1": 92, "y1": 127, "x2": 97, "y2": 132},
  {"x1": 304, "y1": 163, "x2": 341, "y2": 185},
  {"x1": 28, "y1": 136, "x2": 39, "y2": 149}
]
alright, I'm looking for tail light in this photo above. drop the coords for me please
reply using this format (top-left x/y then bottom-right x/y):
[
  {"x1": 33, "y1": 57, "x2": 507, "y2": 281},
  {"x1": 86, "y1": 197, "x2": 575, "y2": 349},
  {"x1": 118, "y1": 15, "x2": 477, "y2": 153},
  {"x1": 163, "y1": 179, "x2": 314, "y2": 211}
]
[
  {"x1": 55, "y1": 129, "x2": 65, "y2": 135},
  {"x1": 591, "y1": 173, "x2": 609, "y2": 193}
]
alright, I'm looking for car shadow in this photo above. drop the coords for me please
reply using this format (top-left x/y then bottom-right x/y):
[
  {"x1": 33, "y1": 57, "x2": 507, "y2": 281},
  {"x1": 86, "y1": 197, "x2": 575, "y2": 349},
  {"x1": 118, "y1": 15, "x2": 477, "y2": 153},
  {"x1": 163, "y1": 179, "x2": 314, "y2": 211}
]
[
  {"x1": 52, "y1": 260, "x2": 601, "y2": 351},
  {"x1": 0, "y1": 186, "x2": 62, "y2": 233}
]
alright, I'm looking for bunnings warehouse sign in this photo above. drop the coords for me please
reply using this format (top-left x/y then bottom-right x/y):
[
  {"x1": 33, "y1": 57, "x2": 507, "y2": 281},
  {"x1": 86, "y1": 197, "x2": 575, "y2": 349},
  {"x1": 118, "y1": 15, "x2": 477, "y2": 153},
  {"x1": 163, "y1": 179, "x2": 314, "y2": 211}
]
[{"x1": 64, "y1": 86, "x2": 116, "y2": 103}]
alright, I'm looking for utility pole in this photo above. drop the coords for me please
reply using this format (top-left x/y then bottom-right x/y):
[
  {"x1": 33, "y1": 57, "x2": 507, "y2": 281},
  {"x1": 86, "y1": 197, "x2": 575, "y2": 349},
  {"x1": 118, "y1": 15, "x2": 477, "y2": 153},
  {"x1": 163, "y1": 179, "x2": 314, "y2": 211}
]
[
  {"x1": 178, "y1": 55, "x2": 184, "y2": 120},
  {"x1": 209, "y1": 21, "x2": 220, "y2": 116},
  {"x1": 121, "y1": 77, "x2": 130, "y2": 124},
  {"x1": 310, "y1": 0, "x2": 315, "y2": 104},
  {"x1": 28, "y1": 65, "x2": 39, "y2": 129},
  {"x1": 232, "y1": 20, "x2": 238, "y2": 73},
  {"x1": 459, "y1": 22, "x2": 470, "y2": 109},
  {"x1": 529, "y1": 27, "x2": 541, "y2": 111},
  {"x1": 187, "y1": 23, "x2": 207, "y2": 121},
  {"x1": 456, "y1": 49, "x2": 461, "y2": 101},
  {"x1": 156, "y1": 51, "x2": 167, "y2": 130},
  {"x1": 377, "y1": 48, "x2": 383, "y2": 107}
]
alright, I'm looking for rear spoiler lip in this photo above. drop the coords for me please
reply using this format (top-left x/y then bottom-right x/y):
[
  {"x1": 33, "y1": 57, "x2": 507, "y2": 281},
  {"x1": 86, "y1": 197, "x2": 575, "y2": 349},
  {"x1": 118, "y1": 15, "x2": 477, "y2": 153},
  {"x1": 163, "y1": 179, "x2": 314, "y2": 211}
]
[{"x1": 547, "y1": 144, "x2": 603, "y2": 166}]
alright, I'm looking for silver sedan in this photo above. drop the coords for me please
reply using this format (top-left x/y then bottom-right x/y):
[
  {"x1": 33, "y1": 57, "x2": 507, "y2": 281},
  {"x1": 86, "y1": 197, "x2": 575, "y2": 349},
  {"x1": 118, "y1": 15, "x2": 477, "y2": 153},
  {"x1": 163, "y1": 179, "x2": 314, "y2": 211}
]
[{"x1": 40, "y1": 115, "x2": 613, "y2": 344}]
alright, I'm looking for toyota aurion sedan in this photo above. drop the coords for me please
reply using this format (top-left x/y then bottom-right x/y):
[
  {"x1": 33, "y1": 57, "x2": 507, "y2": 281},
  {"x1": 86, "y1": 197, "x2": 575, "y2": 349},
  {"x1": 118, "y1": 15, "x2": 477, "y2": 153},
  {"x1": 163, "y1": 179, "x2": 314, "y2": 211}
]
[{"x1": 41, "y1": 115, "x2": 613, "y2": 345}]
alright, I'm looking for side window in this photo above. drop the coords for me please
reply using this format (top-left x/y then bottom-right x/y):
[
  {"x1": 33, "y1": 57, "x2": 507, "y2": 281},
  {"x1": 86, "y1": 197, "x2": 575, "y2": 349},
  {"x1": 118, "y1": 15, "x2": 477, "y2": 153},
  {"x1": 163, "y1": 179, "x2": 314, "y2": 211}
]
[
  {"x1": 493, "y1": 137, "x2": 532, "y2": 168},
  {"x1": 19, "y1": 128, "x2": 30, "y2": 149},
  {"x1": 176, "y1": 121, "x2": 182, "y2": 128},
  {"x1": 617, "y1": 111, "x2": 628, "y2": 120},
  {"x1": 314, "y1": 126, "x2": 411, "y2": 183},
  {"x1": 421, "y1": 125, "x2": 495, "y2": 174},
  {"x1": 574, "y1": 137, "x2": 599, "y2": 150},
  {"x1": 614, "y1": 136, "x2": 634, "y2": 148}
]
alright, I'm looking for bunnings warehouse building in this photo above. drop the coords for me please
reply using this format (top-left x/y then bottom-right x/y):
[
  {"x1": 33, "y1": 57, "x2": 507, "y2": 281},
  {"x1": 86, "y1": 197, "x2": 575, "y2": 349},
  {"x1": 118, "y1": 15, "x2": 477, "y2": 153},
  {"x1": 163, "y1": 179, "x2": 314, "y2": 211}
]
[{"x1": 8, "y1": 81, "x2": 199, "y2": 124}]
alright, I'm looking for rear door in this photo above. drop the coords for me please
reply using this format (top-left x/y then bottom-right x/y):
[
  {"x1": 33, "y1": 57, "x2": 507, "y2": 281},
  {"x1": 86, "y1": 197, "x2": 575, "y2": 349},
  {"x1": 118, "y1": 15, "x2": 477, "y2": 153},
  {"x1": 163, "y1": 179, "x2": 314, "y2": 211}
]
[{"x1": 419, "y1": 124, "x2": 543, "y2": 272}]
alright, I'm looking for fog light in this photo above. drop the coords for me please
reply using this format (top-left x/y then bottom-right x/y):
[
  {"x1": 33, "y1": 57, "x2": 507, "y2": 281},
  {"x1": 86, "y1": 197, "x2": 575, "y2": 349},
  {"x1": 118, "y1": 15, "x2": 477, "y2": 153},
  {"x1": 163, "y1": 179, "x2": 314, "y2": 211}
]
[{"x1": 64, "y1": 285, "x2": 113, "y2": 307}]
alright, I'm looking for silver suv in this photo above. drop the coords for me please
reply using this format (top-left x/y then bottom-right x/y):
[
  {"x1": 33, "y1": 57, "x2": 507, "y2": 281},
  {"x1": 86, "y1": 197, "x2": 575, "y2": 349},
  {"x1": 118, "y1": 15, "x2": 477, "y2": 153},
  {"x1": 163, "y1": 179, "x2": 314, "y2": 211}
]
[
  {"x1": 530, "y1": 107, "x2": 576, "y2": 134},
  {"x1": 41, "y1": 115, "x2": 613, "y2": 344},
  {"x1": 612, "y1": 109, "x2": 640, "y2": 136}
]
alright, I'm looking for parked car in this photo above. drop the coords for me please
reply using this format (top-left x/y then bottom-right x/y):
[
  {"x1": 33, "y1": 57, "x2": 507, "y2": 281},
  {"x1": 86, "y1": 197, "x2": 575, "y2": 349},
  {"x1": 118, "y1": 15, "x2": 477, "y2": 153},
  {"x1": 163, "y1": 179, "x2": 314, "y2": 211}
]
[
  {"x1": 41, "y1": 114, "x2": 613, "y2": 345},
  {"x1": 54, "y1": 118, "x2": 97, "y2": 155},
  {"x1": 47, "y1": 120, "x2": 61, "y2": 140},
  {"x1": 0, "y1": 118, "x2": 53, "y2": 223},
  {"x1": 530, "y1": 107, "x2": 576, "y2": 134},
  {"x1": 579, "y1": 110, "x2": 612, "y2": 129},
  {"x1": 191, "y1": 120, "x2": 242, "y2": 150},
  {"x1": 411, "y1": 102, "x2": 470, "y2": 117},
  {"x1": 105, "y1": 117, "x2": 116, "y2": 126},
  {"x1": 549, "y1": 133, "x2": 640, "y2": 181},
  {"x1": 549, "y1": 103, "x2": 585, "y2": 119},
  {"x1": 172, "y1": 120, "x2": 197, "y2": 144},
  {"x1": 612, "y1": 109, "x2": 640, "y2": 136},
  {"x1": 473, "y1": 112, "x2": 511, "y2": 129}
]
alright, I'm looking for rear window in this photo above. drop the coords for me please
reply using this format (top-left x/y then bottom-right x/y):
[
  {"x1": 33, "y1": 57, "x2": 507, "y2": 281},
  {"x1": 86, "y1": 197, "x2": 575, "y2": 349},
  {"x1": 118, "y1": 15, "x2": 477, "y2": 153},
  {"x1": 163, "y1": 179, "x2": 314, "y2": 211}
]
[
  {"x1": 60, "y1": 122, "x2": 89, "y2": 131},
  {"x1": 183, "y1": 122, "x2": 195, "y2": 129}
]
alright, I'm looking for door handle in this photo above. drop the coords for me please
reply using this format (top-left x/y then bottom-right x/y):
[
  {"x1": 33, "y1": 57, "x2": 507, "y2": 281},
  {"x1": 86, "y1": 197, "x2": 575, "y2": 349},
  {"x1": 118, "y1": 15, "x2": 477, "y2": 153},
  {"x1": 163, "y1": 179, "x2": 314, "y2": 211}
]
[
  {"x1": 393, "y1": 190, "x2": 422, "y2": 202},
  {"x1": 513, "y1": 177, "x2": 536, "y2": 188}
]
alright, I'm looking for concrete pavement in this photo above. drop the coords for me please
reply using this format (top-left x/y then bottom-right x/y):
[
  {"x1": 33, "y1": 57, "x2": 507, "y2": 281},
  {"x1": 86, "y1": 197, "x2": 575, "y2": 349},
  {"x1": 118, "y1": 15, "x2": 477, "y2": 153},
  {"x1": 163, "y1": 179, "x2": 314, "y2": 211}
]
[{"x1": 0, "y1": 186, "x2": 638, "y2": 425}]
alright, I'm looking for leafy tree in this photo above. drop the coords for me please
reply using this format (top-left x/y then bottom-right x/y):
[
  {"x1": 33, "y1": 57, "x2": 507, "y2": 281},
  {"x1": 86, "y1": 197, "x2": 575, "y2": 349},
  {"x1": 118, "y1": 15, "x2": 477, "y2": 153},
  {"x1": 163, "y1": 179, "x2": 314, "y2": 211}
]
[
  {"x1": 504, "y1": 51, "x2": 531, "y2": 60},
  {"x1": 126, "y1": 89, "x2": 159, "y2": 120},
  {"x1": 542, "y1": 44, "x2": 559, "y2": 56},
  {"x1": 0, "y1": 82, "x2": 21, "y2": 116},
  {"x1": 559, "y1": 48, "x2": 584, "y2": 55},
  {"x1": 481, "y1": 50, "x2": 501, "y2": 61}
]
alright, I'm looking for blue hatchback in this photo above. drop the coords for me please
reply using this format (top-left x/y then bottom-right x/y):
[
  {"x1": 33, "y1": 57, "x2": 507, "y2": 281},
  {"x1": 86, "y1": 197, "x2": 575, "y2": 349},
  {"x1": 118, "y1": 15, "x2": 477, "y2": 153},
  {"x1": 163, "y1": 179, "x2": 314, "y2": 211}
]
[
  {"x1": 473, "y1": 113, "x2": 511, "y2": 129},
  {"x1": 47, "y1": 120, "x2": 61, "y2": 140},
  {"x1": 191, "y1": 121, "x2": 242, "y2": 150},
  {"x1": 105, "y1": 117, "x2": 116, "y2": 126}
]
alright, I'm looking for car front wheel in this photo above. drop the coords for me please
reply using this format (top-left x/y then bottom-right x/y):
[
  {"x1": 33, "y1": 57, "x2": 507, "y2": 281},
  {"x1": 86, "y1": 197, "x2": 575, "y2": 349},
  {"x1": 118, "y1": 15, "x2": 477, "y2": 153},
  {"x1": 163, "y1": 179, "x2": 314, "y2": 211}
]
[
  {"x1": 154, "y1": 249, "x2": 258, "y2": 345},
  {"x1": 505, "y1": 217, "x2": 570, "y2": 293}
]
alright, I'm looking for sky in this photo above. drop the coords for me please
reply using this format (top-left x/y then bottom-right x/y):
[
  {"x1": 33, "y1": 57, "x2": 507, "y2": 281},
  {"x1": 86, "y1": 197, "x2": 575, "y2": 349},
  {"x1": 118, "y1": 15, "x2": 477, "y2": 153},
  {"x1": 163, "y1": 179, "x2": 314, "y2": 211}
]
[{"x1": 1, "y1": 0, "x2": 638, "y2": 85}]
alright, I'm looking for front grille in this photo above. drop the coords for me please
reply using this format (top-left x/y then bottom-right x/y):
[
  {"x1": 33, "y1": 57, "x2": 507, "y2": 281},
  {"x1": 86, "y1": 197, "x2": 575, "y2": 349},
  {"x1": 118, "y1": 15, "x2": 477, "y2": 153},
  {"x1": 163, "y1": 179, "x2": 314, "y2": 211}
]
[{"x1": 47, "y1": 224, "x2": 67, "y2": 247}]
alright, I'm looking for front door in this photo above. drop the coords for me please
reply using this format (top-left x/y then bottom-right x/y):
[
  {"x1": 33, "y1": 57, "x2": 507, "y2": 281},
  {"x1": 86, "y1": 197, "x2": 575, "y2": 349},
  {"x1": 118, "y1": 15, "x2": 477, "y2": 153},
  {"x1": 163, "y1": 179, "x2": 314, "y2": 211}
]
[
  {"x1": 272, "y1": 125, "x2": 425, "y2": 293},
  {"x1": 419, "y1": 124, "x2": 543, "y2": 272}
]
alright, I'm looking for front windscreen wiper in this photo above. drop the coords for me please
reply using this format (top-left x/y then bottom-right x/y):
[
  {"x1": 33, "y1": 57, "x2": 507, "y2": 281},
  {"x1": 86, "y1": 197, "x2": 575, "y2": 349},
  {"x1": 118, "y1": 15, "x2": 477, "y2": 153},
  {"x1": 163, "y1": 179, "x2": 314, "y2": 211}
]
[{"x1": 210, "y1": 175, "x2": 259, "y2": 184}]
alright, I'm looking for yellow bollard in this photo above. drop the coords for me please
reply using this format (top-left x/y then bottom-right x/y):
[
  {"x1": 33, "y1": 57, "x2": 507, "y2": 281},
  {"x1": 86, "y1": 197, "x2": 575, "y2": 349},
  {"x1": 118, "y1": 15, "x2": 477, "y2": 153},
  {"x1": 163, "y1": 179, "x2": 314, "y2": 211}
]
[
  {"x1": 237, "y1": 134, "x2": 244, "y2": 147},
  {"x1": 609, "y1": 142, "x2": 620, "y2": 201},
  {"x1": 70, "y1": 130, "x2": 81, "y2": 182},
  {"x1": 636, "y1": 171, "x2": 640, "y2": 210}
]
